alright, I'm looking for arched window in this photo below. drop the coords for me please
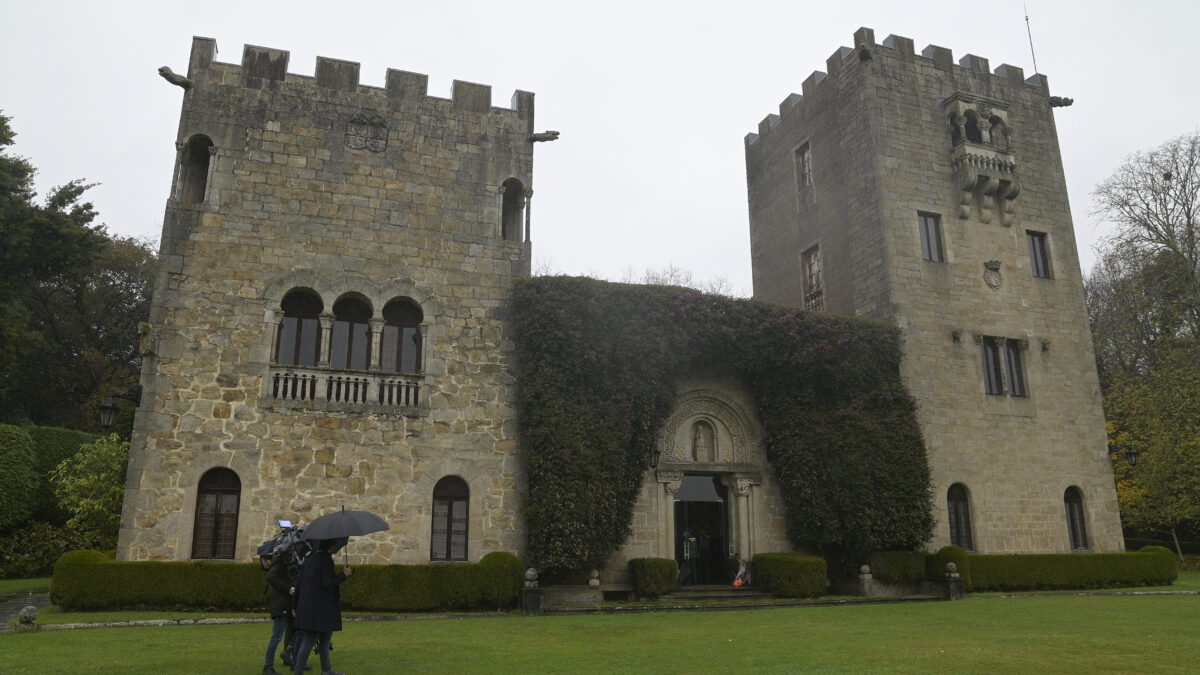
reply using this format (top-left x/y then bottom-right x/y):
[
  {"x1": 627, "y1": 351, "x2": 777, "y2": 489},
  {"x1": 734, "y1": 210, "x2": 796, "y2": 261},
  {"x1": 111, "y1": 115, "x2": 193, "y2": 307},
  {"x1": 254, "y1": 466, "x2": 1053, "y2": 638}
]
[
  {"x1": 431, "y1": 476, "x2": 469, "y2": 561},
  {"x1": 330, "y1": 295, "x2": 372, "y2": 371},
  {"x1": 276, "y1": 288, "x2": 323, "y2": 366},
  {"x1": 964, "y1": 111, "x2": 983, "y2": 144},
  {"x1": 381, "y1": 299, "x2": 423, "y2": 374},
  {"x1": 178, "y1": 135, "x2": 214, "y2": 204},
  {"x1": 947, "y1": 483, "x2": 973, "y2": 551},
  {"x1": 1065, "y1": 487, "x2": 1088, "y2": 550},
  {"x1": 192, "y1": 467, "x2": 240, "y2": 559},
  {"x1": 501, "y1": 178, "x2": 525, "y2": 242}
]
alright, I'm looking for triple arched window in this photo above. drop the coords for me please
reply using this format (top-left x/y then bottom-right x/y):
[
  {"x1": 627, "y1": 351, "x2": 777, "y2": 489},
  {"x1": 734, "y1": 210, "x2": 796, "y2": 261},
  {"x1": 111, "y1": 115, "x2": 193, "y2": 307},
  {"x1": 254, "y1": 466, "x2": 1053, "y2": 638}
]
[{"x1": 273, "y1": 289, "x2": 425, "y2": 375}]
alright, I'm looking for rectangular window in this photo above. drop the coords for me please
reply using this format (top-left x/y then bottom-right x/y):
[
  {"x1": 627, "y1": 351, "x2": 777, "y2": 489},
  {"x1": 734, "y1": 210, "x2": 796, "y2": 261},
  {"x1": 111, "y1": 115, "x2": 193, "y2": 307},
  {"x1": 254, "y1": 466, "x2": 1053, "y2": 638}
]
[
  {"x1": 981, "y1": 336, "x2": 1028, "y2": 397},
  {"x1": 1005, "y1": 339, "x2": 1026, "y2": 397},
  {"x1": 981, "y1": 337, "x2": 1005, "y2": 395},
  {"x1": 802, "y1": 245, "x2": 824, "y2": 312},
  {"x1": 1027, "y1": 231, "x2": 1051, "y2": 278},
  {"x1": 919, "y1": 212, "x2": 944, "y2": 262},
  {"x1": 796, "y1": 143, "x2": 812, "y2": 188}
]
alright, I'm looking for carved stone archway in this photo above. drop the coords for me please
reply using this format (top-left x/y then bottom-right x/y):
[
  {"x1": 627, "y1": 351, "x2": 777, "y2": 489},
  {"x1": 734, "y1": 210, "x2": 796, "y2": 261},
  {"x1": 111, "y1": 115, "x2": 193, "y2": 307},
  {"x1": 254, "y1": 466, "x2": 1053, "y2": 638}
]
[{"x1": 652, "y1": 389, "x2": 763, "y2": 564}]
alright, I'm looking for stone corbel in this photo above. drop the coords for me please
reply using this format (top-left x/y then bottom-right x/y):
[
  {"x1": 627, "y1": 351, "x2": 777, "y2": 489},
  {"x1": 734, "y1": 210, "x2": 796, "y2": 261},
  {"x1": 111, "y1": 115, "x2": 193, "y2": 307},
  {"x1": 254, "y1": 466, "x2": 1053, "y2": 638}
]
[
  {"x1": 957, "y1": 169, "x2": 977, "y2": 219},
  {"x1": 977, "y1": 175, "x2": 1000, "y2": 224},
  {"x1": 998, "y1": 180, "x2": 1021, "y2": 227}
]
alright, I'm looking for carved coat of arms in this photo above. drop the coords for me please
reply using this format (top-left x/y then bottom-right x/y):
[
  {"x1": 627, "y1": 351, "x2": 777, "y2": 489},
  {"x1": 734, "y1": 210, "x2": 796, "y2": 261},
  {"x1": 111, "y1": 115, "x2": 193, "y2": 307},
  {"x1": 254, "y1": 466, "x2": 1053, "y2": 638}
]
[
  {"x1": 345, "y1": 113, "x2": 388, "y2": 152},
  {"x1": 983, "y1": 260, "x2": 1003, "y2": 291}
]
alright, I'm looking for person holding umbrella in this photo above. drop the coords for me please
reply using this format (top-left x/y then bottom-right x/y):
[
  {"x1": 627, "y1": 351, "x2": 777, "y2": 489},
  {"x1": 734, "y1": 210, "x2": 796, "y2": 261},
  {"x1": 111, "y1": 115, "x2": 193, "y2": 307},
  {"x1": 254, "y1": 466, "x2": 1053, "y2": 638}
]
[
  {"x1": 293, "y1": 505, "x2": 388, "y2": 675},
  {"x1": 292, "y1": 538, "x2": 352, "y2": 675}
]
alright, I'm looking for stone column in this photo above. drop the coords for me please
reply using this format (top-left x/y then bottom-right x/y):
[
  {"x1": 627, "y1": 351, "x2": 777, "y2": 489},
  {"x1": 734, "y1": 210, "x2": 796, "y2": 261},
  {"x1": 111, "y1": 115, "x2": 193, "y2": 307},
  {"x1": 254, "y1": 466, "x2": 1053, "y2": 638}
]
[
  {"x1": 318, "y1": 314, "x2": 335, "y2": 368},
  {"x1": 369, "y1": 317, "x2": 385, "y2": 370},
  {"x1": 523, "y1": 188, "x2": 534, "y2": 243},
  {"x1": 657, "y1": 470, "x2": 682, "y2": 560},
  {"x1": 735, "y1": 477, "x2": 755, "y2": 560}
]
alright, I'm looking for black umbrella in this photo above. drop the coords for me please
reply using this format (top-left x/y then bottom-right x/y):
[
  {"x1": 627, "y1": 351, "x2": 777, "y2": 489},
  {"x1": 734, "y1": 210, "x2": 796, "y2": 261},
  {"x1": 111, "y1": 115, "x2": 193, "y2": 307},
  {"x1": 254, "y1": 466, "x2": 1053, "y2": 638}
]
[{"x1": 302, "y1": 505, "x2": 389, "y2": 564}]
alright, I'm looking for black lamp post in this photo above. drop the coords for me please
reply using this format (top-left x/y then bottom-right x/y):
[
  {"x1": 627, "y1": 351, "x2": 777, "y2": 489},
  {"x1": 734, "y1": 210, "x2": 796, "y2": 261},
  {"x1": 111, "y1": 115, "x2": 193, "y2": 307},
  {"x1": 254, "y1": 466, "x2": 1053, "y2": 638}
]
[
  {"x1": 1110, "y1": 443, "x2": 1141, "y2": 467},
  {"x1": 99, "y1": 386, "x2": 143, "y2": 431}
]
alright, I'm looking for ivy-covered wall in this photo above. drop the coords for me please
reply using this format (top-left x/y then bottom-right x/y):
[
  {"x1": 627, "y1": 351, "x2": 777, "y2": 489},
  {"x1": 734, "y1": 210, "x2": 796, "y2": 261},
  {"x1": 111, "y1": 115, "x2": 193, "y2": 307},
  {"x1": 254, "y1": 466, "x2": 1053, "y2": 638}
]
[{"x1": 511, "y1": 277, "x2": 934, "y2": 579}]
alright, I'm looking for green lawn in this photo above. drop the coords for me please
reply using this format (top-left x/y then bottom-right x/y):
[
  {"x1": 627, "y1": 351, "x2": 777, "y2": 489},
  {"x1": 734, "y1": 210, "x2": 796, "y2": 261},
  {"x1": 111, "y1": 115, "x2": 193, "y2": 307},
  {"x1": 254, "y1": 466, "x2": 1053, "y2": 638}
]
[
  {"x1": 0, "y1": 577, "x2": 51, "y2": 598},
  {"x1": 5, "y1": 592, "x2": 1199, "y2": 673}
]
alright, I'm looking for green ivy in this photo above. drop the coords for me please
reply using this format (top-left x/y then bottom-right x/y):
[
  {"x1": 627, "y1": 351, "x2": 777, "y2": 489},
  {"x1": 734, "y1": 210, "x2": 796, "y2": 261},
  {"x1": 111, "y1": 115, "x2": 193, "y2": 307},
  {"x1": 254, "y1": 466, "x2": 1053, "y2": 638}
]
[{"x1": 511, "y1": 277, "x2": 933, "y2": 580}]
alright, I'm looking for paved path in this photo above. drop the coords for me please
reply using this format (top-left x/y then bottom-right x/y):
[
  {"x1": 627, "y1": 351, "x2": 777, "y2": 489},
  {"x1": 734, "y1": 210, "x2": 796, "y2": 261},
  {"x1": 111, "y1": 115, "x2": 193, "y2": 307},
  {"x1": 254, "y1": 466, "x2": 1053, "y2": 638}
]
[{"x1": 0, "y1": 591, "x2": 51, "y2": 632}]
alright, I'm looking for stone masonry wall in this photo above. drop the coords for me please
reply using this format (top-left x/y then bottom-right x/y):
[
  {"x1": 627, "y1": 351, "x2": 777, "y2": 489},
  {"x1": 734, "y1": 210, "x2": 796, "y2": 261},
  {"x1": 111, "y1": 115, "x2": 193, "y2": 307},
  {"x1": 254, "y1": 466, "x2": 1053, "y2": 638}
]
[
  {"x1": 118, "y1": 38, "x2": 535, "y2": 563},
  {"x1": 745, "y1": 28, "x2": 1122, "y2": 554}
]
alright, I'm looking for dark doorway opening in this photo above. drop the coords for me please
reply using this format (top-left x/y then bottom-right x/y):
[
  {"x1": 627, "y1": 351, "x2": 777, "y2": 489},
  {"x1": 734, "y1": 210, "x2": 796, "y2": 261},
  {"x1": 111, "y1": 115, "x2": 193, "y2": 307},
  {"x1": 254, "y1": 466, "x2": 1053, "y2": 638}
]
[{"x1": 674, "y1": 475, "x2": 730, "y2": 586}]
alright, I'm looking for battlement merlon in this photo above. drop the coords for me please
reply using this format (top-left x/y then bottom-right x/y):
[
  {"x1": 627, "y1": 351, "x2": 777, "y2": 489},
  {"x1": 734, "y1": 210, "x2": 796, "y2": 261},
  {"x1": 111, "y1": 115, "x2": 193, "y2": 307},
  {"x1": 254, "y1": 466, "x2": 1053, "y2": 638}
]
[
  {"x1": 182, "y1": 36, "x2": 534, "y2": 117},
  {"x1": 745, "y1": 27, "x2": 1054, "y2": 147}
]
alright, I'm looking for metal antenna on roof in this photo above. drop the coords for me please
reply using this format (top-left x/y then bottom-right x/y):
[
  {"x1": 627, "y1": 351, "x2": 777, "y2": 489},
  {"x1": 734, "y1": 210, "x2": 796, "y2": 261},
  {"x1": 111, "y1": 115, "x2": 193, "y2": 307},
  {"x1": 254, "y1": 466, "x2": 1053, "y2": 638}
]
[{"x1": 1024, "y1": 4, "x2": 1040, "y2": 74}]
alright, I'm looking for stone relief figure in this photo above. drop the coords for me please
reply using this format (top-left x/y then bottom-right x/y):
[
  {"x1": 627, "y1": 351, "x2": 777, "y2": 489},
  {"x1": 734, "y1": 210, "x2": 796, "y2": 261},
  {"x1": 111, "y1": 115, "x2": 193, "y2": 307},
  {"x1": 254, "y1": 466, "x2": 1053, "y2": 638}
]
[{"x1": 692, "y1": 420, "x2": 715, "y2": 462}]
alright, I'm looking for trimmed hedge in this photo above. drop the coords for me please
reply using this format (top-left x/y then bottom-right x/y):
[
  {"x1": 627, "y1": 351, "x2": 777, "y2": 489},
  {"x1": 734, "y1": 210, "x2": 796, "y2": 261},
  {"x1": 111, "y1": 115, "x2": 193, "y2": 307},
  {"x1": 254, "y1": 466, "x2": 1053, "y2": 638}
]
[
  {"x1": 24, "y1": 425, "x2": 97, "y2": 525},
  {"x1": 52, "y1": 550, "x2": 524, "y2": 612},
  {"x1": 629, "y1": 557, "x2": 678, "y2": 598},
  {"x1": 0, "y1": 424, "x2": 37, "y2": 532},
  {"x1": 968, "y1": 547, "x2": 1177, "y2": 592},
  {"x1": 753, "y1": 553, "x2": 826, "y2": 598},
  {"x1": 868, "y1": 550, "x2": 928, "y2": 584},
  {"x1": 927, "y1": 545, "x2": 971, "y2": 589}
]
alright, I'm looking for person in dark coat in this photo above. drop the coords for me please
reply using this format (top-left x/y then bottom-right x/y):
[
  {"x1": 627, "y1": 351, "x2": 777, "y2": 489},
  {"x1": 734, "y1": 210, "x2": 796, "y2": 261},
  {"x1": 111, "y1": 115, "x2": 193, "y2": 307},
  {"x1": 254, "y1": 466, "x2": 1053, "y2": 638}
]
[
  {"x1": 264, "y1": 556, "x2": 297, "y2": 674},
  {"x1": 292, "y1": 539, "x2": 353, "y2": 675}
]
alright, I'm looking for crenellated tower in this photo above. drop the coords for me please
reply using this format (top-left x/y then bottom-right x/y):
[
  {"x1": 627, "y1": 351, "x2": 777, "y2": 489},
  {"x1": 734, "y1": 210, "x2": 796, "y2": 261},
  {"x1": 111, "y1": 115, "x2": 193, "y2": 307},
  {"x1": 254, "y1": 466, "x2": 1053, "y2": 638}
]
[
  {"x1": 745, "y1": 28, "x2": 1121, "y2": 554},
  {"x1": 119, "y1": 38, "x2": 541, "y2": 563}
]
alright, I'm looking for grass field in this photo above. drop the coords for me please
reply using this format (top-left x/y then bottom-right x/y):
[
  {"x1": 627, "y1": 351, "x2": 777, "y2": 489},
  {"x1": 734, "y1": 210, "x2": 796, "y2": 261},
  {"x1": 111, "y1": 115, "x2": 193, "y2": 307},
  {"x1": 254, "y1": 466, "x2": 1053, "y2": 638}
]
[{"x1": 5, "y1": 591, "x2": 1199, "y2": 673}]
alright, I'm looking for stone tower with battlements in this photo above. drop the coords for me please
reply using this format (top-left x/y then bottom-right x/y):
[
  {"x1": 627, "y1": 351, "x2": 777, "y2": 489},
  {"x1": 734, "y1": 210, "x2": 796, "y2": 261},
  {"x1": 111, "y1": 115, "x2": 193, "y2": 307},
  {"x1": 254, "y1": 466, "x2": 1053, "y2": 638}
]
[
  {"x1": 745, "y1": 28, "x2": 1122, "y2": 554},
  {"x1": 118, "y1": 38, "x2": 537, "y2": 562}
]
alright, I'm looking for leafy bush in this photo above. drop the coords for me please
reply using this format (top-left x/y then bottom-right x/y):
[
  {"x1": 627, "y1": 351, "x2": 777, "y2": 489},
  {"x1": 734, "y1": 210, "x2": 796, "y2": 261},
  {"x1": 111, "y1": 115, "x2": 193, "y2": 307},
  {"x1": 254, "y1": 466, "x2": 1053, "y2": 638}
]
[
  {"x1": 51, "y1": 550, "x2": 524, "y2": 612},
  {"x1": 927, "y1": 545, "x2": 972, "y2": 589},
  {"x1": 50, "y1": 434, "x2": 128, "y2": 546},
  {"x1": 24, "y1": 425, "x2": 96, "y2": 525},
  {"x1": 512, "y1": 277, "x2": 932, "y2": 580},
  {"x1": 968, "y1": 548, "x2": 1177, "y2": 592},
  {"x1": 0, "y1": 424, "x2": 36, "y2": 532},
  {"x1": 753, "y1": 553, "x2": 826, "y2": 598},
  {"x1": 629, "y1": 557, "x2": 678, "y2": 598},
  {"x1": 0, "y1": 522, "x2": 99, "y2": 578},
  {"x1": 869, "y1": 550, "x2": 928, "y2": 584}
]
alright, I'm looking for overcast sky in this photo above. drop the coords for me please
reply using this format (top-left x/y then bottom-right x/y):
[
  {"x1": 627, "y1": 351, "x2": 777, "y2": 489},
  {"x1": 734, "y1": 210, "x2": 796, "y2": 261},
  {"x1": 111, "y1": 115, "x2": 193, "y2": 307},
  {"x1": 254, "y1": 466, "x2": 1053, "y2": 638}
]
[{"x1": 3, "y1": 1, "x2": 1197, "y2": 297}]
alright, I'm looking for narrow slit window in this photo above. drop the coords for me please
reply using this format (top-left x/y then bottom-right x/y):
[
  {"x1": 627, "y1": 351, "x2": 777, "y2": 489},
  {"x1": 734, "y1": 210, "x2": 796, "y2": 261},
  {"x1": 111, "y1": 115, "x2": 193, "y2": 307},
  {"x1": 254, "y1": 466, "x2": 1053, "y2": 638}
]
[{"x1": 919, "y1": 212, "x2": 944, "y2": 262}]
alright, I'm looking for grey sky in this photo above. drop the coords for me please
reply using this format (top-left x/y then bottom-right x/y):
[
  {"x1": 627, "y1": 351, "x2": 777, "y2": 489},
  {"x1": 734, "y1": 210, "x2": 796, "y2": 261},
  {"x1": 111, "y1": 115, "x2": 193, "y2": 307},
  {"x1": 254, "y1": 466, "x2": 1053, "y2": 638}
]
[{"x1": 2, "y1": 1, "x2": 1197, "y2": 296}]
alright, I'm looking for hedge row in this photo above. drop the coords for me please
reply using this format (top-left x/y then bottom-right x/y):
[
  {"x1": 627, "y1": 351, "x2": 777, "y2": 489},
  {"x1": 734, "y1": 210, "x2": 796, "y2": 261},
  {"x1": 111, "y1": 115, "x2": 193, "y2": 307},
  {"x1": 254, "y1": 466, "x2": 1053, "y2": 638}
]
[
  {"x1": 0, "y1": 523, "x2": 101, "y2": 579},
  {"x1": 968, "y1": 547, "x2": 1178, "y2": 591},
  {"x1": 51, "y1": 550, "x2": 524, "y2": 612},
  {"x1": 868, "y1": 550, "x2": 927, "y2": 585},
  {"x1": 629, "y1": 557, "x2": 678, "y2": 598},
  {"x1": 753, "y1": 553, "x2": 826, "y2": 598}
]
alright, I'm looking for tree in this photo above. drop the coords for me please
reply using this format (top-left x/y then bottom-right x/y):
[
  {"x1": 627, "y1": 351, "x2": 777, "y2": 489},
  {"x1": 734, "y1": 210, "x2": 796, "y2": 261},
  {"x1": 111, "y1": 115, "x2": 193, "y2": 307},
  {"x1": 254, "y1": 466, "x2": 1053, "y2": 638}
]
[
  {"x1": 0, "y1": 112, "x2": 154, "y2": 430},
  {"x1": 1106, "y1": 348, "x2": 1200, "y2": 563},
  {"x1": 1092, "y1": 131, "x2": 1200, "y2": 348},
  {"x1": 50, "y1": 433, "x2": 129, "y2": 547},
  {"x1": 1090, "y1": 131, "x2": 1200, "y2": 556}
]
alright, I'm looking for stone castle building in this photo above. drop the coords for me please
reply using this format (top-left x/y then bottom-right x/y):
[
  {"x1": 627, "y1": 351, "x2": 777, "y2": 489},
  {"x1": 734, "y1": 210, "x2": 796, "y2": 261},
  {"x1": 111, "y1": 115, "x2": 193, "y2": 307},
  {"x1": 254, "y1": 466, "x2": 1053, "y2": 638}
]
[
  {"x1": 745, "y1": 28, "x2": 1121, "y2": 554},
  {"x1": 117, "y1": 29, "x2": 1121, "y2": 575}
]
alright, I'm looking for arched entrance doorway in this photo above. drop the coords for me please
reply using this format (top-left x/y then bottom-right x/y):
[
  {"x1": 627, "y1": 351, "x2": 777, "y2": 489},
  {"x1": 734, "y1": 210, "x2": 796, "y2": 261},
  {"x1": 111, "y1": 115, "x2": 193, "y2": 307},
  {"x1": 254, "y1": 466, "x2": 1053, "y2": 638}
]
[{"x1": 675, "y1": 474, "x2": 730, "y2": 585}]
